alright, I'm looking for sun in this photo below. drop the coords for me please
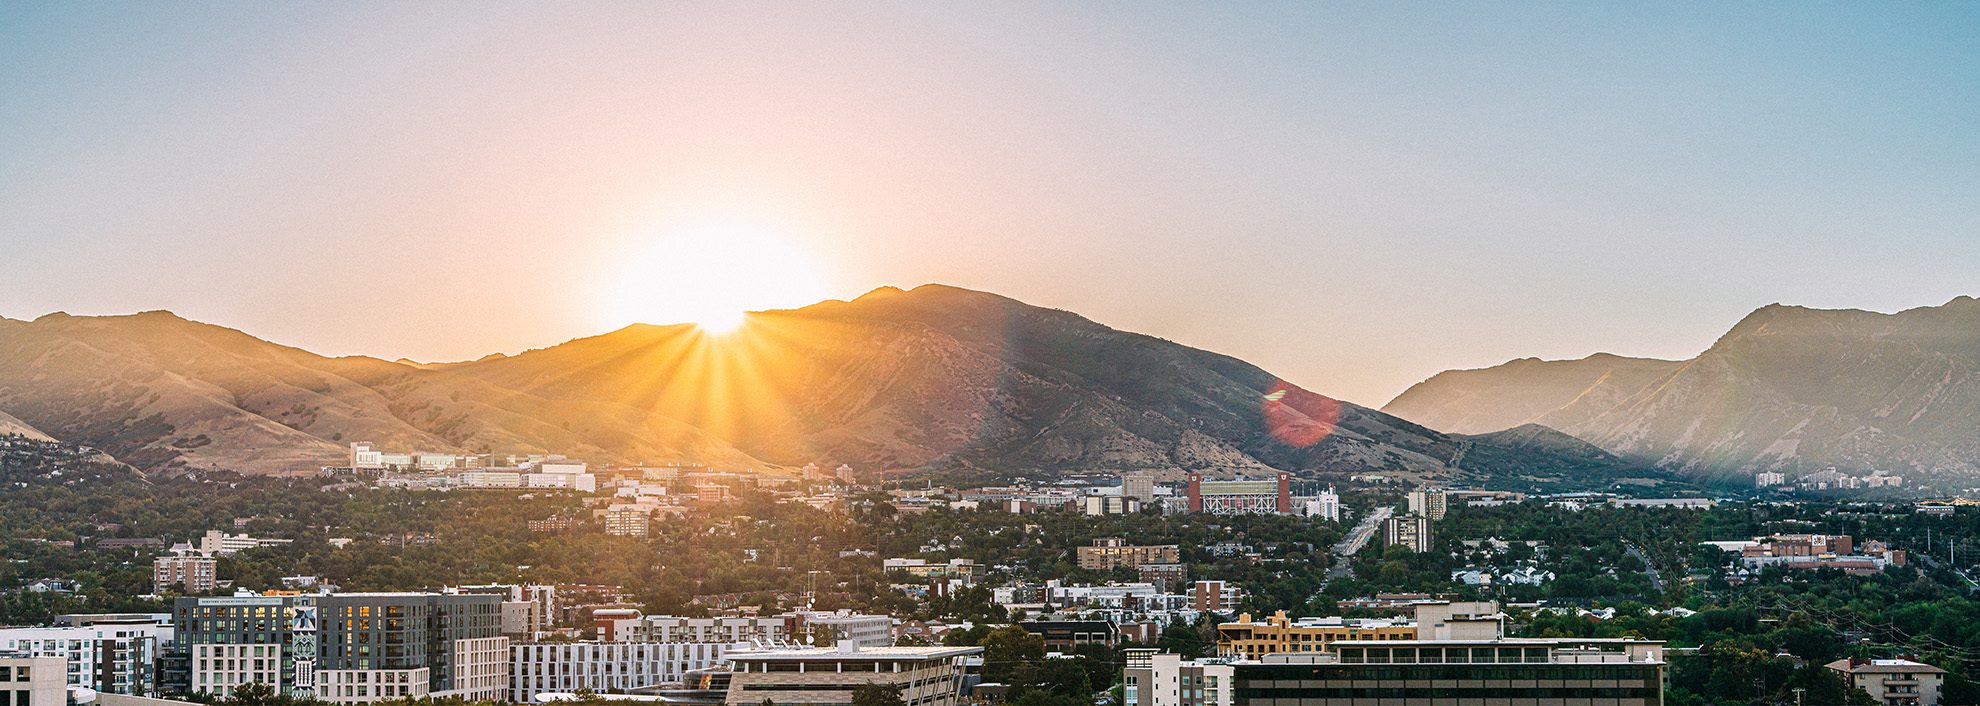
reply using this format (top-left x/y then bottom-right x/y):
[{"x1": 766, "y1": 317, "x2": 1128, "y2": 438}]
[{"x1": 598, "y1": 219, "x2": 831, "y2": 332}]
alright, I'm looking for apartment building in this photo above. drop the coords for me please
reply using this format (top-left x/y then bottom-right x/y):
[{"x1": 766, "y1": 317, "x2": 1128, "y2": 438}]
[
  {"x1": 197, "y1": 530, "x2": 292, "y2": 557},
  {"x1": 0, "y1": 655, "x2": 67, "y2": 706},
  {"x1": 606, "y1": 612, "x2": 893, "y2": 649},
  {"x1": 1827, "y1": 657, "x2": 1946, "y2": 706},
  {"x1": 152, "y1": 554, "x2": 218, "y2": 596},
  {"x1": 170, "y1": 592, "x2": 508, "y2": 703},
  {"x1": 720, "y1": 645, "x2": 979, "y2": 706},
  {"x1": 1124, "y1": 650, "x2": 1233, "y2": 706},
  {"x1": 1078, "y1": 539, "x2": 1182, "y2": 571},
  {"x1": 0, "y1": 615, "x2": 173, "y2": 695},
  {"x1": 1406, "y1": 490, "x2": 1448, "y2": 520},
  {"x1": 510, "y1": 642, "x2": 728, "y2": 703},
  {"x1": 1383, "y1": 514, "x2": 1434, "y2": 553}
]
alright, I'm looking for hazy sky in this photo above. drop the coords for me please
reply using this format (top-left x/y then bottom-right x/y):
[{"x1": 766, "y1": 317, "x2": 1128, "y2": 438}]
[{"x1": 4, "y1": 3, "x2": 1977, "y2": 406}]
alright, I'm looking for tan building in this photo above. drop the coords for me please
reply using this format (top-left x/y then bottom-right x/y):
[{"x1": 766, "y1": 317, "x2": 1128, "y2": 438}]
[
  {"x1": 1828, "y1": 658, "x2": 1946, "y2": 706},
  {"x1": 721, "y1": 644, "x2": 980, "y2": 706},
  {"x1": 152, "y1": 554, "x2": 217, "y2": 594},
  {"x1": 1077, "y1": 538, "x2": 1181, "y2": 571},
  {"x1": 1216, "y1": 602, "x2": 1502, "y2": 659},
  {"x1": 0, "y1": 655, "x2": 67, "y2": 706}
]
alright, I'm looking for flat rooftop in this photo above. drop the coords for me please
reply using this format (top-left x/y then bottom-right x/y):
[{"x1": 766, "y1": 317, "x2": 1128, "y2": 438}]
[{"x1": 725, "y1": 646, "x2": 983, "y2": 661}]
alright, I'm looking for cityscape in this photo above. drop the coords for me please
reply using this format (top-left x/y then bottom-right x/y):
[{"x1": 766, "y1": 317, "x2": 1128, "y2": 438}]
[{"x1": 6, "y1": 3, "x2": 1980, "y2": 706}]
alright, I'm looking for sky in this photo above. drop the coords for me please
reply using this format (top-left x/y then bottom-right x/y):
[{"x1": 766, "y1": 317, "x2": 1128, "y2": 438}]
[{"x1": 3, "y1": 2, "x2": 1977, "y2": 407}]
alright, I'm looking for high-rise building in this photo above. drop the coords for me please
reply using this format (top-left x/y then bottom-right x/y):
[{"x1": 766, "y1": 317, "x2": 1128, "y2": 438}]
[
  {"x1": 153, "y1": 554, "x2": 217, "y2": 595},
  {"x1": 0, "y1": 615, "x2": 173, "y2": 695},
  {"x1": 1190, "y1": 581, "x2": 1242, "y2": 613},
  {"x1": 170, "y1": 592, "x2": 509, "y2": 704},
  {"x1": 1406, "y1": 490, "x2": 1447, "y2": 520},
  {"x1": 1187, "y1": 473, "x2": 1292, "y2": 515},
  {"x1": 1383, "y1": 514, "x2": 1434, "y2": 553}
]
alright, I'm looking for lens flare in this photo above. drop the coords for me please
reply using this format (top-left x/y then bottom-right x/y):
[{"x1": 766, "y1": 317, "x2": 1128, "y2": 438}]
[{"x1": 1261, "y1": 380, "x2": 1340, "y2": 448}]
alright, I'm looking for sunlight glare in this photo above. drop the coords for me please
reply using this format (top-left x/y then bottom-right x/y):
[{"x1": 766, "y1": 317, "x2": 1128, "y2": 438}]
[{"x1": 599, "y1": 219, "x2": 830, "y2": 332}]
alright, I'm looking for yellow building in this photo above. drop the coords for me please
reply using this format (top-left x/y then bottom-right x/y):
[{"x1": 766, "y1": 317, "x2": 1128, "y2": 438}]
[{"x1": 1216, "y1": 611, "x2": 1417, "y2": 658}]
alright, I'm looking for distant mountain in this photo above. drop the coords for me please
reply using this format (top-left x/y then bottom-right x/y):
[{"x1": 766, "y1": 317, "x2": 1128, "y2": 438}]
[
  {"x1": 1386, "y1": 297, "x2": 1980, "y2": 483},
  {"x1": 0, "y1": 286, "x2": 1663, "y2": 488},
  {"x1": 1385, "y1": 353, "x2": 1682, "y2": 435},
  {"x1": 0, "y1": 312, "x2": 765, "y2": 473}
]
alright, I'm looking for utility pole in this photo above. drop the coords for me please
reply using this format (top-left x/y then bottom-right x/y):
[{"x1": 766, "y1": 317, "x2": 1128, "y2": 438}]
[{"x1": 1794, "y1": 687, "x2": 1805, "y2": 706}]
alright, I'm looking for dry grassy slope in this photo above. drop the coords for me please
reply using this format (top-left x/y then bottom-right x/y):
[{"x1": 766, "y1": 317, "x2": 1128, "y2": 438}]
[
  {"x1": 446, "y1": 285, "x2": 1522, "y2": 477},
  {"x1": 1383, "y1": 353, "x2": 1682, "y2": 435},
  {"x1": 0, "y1": 312, "x2": 763, "y2": 474},
  {"x1": 0, "y1": 407, "x2": 55, "y2": 441}
]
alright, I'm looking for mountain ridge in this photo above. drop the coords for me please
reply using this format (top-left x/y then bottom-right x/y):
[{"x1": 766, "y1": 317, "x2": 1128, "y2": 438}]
[
  {"x1": 0, "y1": 285, "x2": 1661, "y2": 489},
  {"x1": 1386, "y1": 296, "x2": 1980, "y2": 484}
]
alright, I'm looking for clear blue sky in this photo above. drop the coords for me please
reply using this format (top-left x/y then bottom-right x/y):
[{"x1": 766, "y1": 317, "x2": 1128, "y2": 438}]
[{"x1": 3, "y1": 2, "x2": 1976, "y2": 406}]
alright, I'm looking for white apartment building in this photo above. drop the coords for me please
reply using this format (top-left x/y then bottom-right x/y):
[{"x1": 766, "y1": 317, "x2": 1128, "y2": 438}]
[
  {"x1": 0, "y1": 618, "x2": 173, "y2": 695},
  {"x1": 1305, "y1": 487, "x2": 1341, "y2": 522},
  {"x1": 510, "y1": 642, "x2": 728, "y2": 703}
]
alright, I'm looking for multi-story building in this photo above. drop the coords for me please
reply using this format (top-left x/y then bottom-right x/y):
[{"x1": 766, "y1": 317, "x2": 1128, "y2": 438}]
[
  {"x1": 1827, "y1": 657, "x2": 1946, "y2": 706},
  {"x1": 0, "y1": 654, "x2": 67, "y2": 706},
  {"x1": 1130, "y1": 638, "x2": 1666, "y2": 706},
  {"x1": 510, "y1": 642, "x2": 729, "y2": 703},
  {"x1": 0, "y1": 615, "x2": 173, "y2": 695},
  {"x1": 1305, "y1": 487, "x2": 1340, "y2": 522},
  {"x1": 1122, "y1": 473, "x2": 1156, "y2": 503},
  {"x1": 720, "y1": 645, "x2": 979, "y2": 706},
  {"x1": 1406, "y1": 490, "x2": 1448, "y2": 521},
  {"x1": 1216, "y1": 603, "x2": 1502, "y2": 659},
  {"x1": 1138, "y1": 564, "x2": 1188, "y2": 593},
  {"x1": 1078, "y1": 539, "x2": 1182, "y2": 571},
  {"x1": 603, "y1": 503, "x2": 657, "y2": 538},
  {"x1": 1190, "y1": 581, "x2": 1242, "y2": 613},
  {"x1": 1083, "y1": 495, "x2": 1142, "y2": 516},
  {"x1": 881, "y1": 559, "x2": 977, "y2": 581},
  {"x1": 1019, "y1": 621, "x2": 1117, "y2": 650},
  {"x1": 198, "y1": 530, "x2": 292, "y2": 557},
  {"x1": 605, "y1": 612, "x2": 892, "y2": 649},
  {"x1": 153, "y1": 554, "x2": 217, "y2": 595},
  {"x1": 1124, "y1": 650, "x2": 1233, "y2": 706},
  {"x1": 171, "y1": 592, "x2": 509, "y2": 704},
  {"x1": 1186, "y1": 473, "x2": 1292, "y2": 515},
  {"x1": 1383, "y1": 514, "x2": 1434, "y2": 553}
]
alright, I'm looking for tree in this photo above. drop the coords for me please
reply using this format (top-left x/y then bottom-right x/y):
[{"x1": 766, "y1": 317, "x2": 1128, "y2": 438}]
[
  {"x1": 979, "y1": 626, "x2": 1046, "y2": 683},
  {"x1": 851, "y1": 683, "x2": 905, "y2": 706}
]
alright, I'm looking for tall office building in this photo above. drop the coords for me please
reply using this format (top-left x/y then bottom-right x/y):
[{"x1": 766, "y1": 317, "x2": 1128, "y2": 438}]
[{"x1": 171, "y1": 593, "x2": 508, "y2": 704}]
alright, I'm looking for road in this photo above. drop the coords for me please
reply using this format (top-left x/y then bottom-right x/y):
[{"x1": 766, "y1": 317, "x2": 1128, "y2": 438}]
[
  {"x1": 1325, "y1": 506, "x2": 1394, "y2": 584},
  {"x1": 1622, "y1": 540, "x2": 1663, "y2": 593}
]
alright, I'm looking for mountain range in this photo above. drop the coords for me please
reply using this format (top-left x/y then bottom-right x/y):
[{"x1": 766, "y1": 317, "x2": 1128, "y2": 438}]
[
  {"x1": 1385, "y1": 297, "x2": 1980, "y2": 483},
  {"x1": 0, "y1": 285, "x2": 1660, "y2": 490}
]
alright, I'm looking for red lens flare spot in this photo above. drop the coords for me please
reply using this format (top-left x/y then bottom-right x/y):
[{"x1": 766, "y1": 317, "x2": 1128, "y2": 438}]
[{"x1": 1261, "y1": 380, "x2": 1340, "y2": 448}]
